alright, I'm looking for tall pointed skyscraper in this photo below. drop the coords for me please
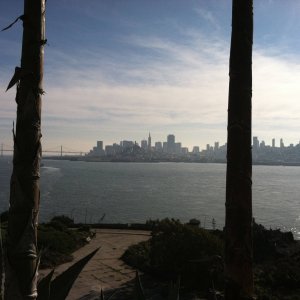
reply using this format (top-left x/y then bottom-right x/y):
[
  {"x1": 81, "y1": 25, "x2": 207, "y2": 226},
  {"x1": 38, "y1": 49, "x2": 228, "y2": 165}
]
[{"x1": 148, "y1": 132, "x2": 152, "y2": 151}]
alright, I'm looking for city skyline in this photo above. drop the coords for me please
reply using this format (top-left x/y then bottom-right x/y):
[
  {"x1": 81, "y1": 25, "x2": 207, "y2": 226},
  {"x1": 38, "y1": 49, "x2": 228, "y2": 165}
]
[
  {"x1": 88, "y1": 133, "x2": 300, "y2": 154},
  {"x1": 84, "y1": 132, "x2": 300, "y2": 164},
  {"x1": 2, "y1": 133, "x2": 300, "y2": 155},
  {"x1": 1, "y1": 1, "x2": 300, "y2": 151}
]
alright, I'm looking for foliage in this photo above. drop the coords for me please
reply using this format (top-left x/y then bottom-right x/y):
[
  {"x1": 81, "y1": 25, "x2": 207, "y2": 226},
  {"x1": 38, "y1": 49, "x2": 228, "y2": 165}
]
[
  {"x1": 254, "y1": 243, "x2": 300, "y2": 298},
  {"x1": 121, "y1": 241, "x2": 151, "y2": 271},
  {"x1": 123, "y1": 218, "x2": 224, "y2": 291},
  {"x1": 134, "y1": 271, "x2": 147, "y2": 300},
  {"x1": 0, "y1": 214, "x2": 91, "y2": 269},
  {"x1": 37, "y1": 248, "x2": 99, "y2": 300},
  {"x1": 50, "y1": 215, "x2": 74, "y2": 227},
  {"x1": 0, "y1": 212, "x2": 95, "y2": 299},
  {"x1": 38, "y1": 220, "x2": 91, "y2": 268},
  {"x1": 252, "y1": 221, "x2": 295, "y2": 263},
  {"x1": 251, "y1": 221, "x2": 300, "y2": 299},
  {"x1": 124, "y1": 219, "x2": 300, "y2": 299}
]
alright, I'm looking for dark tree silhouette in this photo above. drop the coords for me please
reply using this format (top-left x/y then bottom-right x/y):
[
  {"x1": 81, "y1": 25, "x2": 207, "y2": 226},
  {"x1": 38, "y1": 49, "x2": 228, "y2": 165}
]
[
  {"x1": 5, "y1": 0, "x2": 45, "y2": 299},
  {"x1": 225, "y1": 0, "x2": 254, "y2": 299}
]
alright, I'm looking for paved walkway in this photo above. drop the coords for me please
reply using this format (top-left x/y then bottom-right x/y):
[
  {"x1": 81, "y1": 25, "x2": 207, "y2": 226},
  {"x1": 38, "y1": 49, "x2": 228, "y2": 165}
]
[{"x1": 39, "y1": 229, "x2": 151, "y2": 300}]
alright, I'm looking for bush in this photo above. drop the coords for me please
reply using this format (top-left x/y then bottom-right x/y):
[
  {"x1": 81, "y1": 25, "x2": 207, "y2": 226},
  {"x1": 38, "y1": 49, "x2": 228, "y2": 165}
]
[
  {"x1": 253, "y1": 222, "x2": 300, "y2": 299},
  {"x1": 44, "y1": 215, "x2": 75, "y2": 232},
  {"x1": 38, "y1": 221, "x2": 91, "y2": 268},
  {"x1": 50, "y1": 215, "x2": 74, "y2": 227},
  {"x1": 38, "y1": 225, "x2": 77, "y2": 255},
  {"x1": 121, "y1": 241, "x2": 151, "y2": 271},
  {"x1": 47, "y1": 220, "x2": 68, "y2": 231},
  {"x1": 123, "y1": 218, "x2": 224, "y2": 290},
  {"x1": 1, "y1": 214, "x2": 91, "y2": 269}
]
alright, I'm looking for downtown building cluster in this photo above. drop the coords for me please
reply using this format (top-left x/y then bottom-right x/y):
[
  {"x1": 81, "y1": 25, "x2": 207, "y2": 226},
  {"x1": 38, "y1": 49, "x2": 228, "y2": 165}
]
[
  {"x1": 252, "y1": 136, "x2": 300, "y2": 164},
  {"x1": 86, "y1": 134, "x2": 300, "y2": 164},
  {"x1": 86, "y1": 133, "x2": 227, "y2": 162},
  {"x1": 87, "y1": 133, "x2": 189, "y2": 156}
]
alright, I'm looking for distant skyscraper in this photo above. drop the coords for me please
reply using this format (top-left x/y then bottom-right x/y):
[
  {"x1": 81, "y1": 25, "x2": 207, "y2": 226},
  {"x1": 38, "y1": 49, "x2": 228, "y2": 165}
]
[
  {"x1": 167, "y1": 134, "x2": 175, "y2": 144},
  {"x1": 163, "y1": 142, "x2": 168, "y2": 152},
  {"x1": 253, "y1": 136, "x2": 259, "y2": 151},
  {"x1": 280, "y1": 138, "x2": 284, "y2": 148},
  {"x1": 214, "y1": 142, "x2": 219, "y2": 151},
  {"x1": 105, "y1": 145, "x2": 114, "y2": 156},
  {"x1": 272, "y1": 138, "x2": 275, "y2": 148},
  {"x1": 97, "y1": 141, "x2": 103, "y2": 151},
  {"x1": 122, "y1": 140, "x2": 134, "y2": 149},
  {"x1": 181, "y1": 147, "x2": 188, "y2": 154},
  {"x1": 167, "y1": 134, "x2": 175, "y2": 153},
  {"x1": 155, "y1": 142, "x2": 162, "y2": 152},
  {"x1": 148, "y1": 132, "x2": 152, "y2": 151},
  {"x1": 175, "y1": 142, "x2": 181, "y2": 154},
  {"x1": 112, "y1": 143, "x2": 122, "y2": 154},
  {"x1": 141, "y1": 140, "x2": 147, "y2": 150},
  {"x1": 192, "y1": 146, "x2": 200, "y2": 153}
]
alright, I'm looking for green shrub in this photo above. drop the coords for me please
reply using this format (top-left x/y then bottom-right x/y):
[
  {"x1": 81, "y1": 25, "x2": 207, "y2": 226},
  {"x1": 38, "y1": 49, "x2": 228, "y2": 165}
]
[
  {"x1": 121, "y1": 241, "x2": 151, "y2": 271},
  {"x1": 39, "y1": 226, "x2": 77, "y2": 254},
  {"x1": 78, "y1": 225, "x2": 91, "y2": 232},
  {"x1": 47, "y1": 220, "x2": 68, "y2": 231},
  {"x1": 38, "y1": 223, "x2": 90, "y2": 268},
  {"x1": 50, "y1": 215, "x2": 74, "y2": 227},
  {"x1": 123, "y1": 218, "x2": 224, "y2": 291}
]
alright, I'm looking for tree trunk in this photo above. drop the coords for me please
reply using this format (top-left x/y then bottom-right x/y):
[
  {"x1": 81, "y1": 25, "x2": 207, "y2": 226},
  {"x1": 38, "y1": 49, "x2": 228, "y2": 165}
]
[
  {"x1": 5, "y1": 1, "x2": 45, "y2": 299},
  {"x1": 225, "y1": 0, "x2": 254, "y2": 299}
]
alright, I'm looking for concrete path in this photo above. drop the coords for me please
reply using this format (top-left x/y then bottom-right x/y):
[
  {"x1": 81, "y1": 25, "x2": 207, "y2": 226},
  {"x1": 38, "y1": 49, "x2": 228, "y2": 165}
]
[{"x1": 39, "y1": 229, "x2": 151, "y2": 300}]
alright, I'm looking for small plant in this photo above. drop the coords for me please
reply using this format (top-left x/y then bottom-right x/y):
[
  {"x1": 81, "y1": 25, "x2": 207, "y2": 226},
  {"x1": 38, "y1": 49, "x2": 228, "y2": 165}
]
[
  {"x1": 134, "y1": 271, "x2": 147, "y2": 300},
  {"x1": 37, "y1": 248, "x2": 100, "y2": 300}
]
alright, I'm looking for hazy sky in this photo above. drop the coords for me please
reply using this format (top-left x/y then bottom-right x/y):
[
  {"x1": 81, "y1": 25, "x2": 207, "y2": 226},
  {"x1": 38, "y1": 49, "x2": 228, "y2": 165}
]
[{"x1": 1, "y1": 0, "x2": 300, "y2": 152}]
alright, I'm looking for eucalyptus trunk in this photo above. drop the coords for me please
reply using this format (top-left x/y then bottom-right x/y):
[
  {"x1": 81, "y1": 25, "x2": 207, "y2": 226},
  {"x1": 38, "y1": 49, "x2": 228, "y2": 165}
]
[
  {"x1": 5, "y1": 1, "x2": 45, "y2": 299},
  {"x1": 225, "y1": 0, "x2": 254, "y2": 299}
]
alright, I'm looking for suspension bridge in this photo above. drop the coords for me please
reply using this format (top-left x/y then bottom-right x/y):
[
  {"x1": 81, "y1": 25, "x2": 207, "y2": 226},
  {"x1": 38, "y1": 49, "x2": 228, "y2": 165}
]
[{"x1": 0, "y1": 143, "x2": 87, "y2": 157}]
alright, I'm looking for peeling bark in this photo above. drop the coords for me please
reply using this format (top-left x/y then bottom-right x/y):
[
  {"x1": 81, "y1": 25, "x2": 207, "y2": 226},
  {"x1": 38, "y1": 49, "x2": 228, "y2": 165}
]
[
  {"x1": 225, "y1": 0, "x2": 254, "y2": 299},
  {"x1": 5, "y1": 1, "x2": 45, "y2": 299}
]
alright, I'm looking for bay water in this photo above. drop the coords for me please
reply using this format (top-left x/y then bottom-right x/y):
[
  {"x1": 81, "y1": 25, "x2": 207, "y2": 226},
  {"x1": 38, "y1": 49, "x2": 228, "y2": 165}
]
[{"x1": 0, "y1": 157, "x2": 299, "y2": 239}]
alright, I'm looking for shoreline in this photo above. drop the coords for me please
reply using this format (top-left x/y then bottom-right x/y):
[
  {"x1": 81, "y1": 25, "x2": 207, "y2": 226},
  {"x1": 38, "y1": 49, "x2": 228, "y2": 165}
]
[
  {"x1": 42, "y1": 156, "x2": 300, "y2": 167},
  {"x1": 4, "y1": 155, "x2": 300, "y2": 167}
]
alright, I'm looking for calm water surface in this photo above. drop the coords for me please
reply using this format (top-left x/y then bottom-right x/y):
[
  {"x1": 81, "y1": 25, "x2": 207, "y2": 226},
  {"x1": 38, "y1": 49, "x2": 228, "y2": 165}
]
[{"x1": 0, "y1": 157, "x2": 299, "y2": 239}]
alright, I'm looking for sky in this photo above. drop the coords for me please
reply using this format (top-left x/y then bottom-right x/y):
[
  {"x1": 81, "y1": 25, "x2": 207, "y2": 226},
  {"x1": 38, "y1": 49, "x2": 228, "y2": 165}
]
[{"x1": 1, "y1": 0, "x2": 300, "y2": 153}]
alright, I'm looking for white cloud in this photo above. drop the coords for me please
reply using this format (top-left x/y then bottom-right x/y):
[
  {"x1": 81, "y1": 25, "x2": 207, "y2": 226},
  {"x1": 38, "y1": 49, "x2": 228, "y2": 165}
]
[
  {"x1": 2, "y1": 24, "x2": 300, "y2": 152},
  {"x1": 37, "y1": 33, "x2": 229, "y2": 149},
  {"x1": 253, "y1": 50, "x2": 300, "y2": 140},
  {"x1": 194, "y1": 7, "x2": 220, "y2": 31}
]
